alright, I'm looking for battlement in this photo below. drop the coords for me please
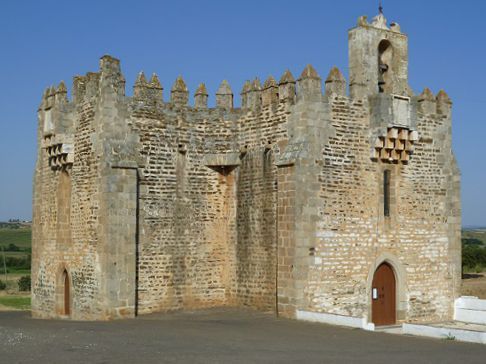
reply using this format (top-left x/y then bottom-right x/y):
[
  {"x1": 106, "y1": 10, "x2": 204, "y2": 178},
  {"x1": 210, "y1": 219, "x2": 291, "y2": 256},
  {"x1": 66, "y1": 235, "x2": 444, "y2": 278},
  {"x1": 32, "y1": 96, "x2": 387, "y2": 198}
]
[
  {"x1": 38, "y1": 55, "x2": 355, "y2": 115},
  {"x1": 39, "y1": 57, "x2": 451, "y2": 122}
]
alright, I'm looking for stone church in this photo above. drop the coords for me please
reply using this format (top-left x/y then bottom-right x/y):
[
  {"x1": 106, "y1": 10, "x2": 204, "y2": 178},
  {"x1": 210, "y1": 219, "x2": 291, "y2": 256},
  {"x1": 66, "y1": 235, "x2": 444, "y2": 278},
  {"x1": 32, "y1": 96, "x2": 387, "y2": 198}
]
[{"x1": 32, "y1": 11, "x2": 461, "y2": 328}]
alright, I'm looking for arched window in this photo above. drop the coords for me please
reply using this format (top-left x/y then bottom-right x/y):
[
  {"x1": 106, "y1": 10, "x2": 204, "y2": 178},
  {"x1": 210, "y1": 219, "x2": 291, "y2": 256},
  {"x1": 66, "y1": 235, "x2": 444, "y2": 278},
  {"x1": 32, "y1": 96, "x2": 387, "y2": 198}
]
[{"x1": 378, "y1": 40, "x2": 393, "y2": 93}]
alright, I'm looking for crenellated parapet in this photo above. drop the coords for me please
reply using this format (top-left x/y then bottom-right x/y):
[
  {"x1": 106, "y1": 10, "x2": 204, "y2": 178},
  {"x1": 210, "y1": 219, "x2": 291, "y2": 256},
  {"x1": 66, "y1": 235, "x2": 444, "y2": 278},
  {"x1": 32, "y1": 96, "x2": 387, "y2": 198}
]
[
  {"x1": 40, "y1": 55, "x2": 360, "y2": 123},
  {"x1": 36, "y1": 53, "x2": 455, "y2": 159}
]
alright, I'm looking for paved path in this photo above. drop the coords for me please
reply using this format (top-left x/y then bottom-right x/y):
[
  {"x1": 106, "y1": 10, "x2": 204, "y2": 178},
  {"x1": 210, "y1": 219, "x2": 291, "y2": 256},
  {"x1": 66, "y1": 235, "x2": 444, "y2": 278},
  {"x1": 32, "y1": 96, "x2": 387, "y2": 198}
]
[{"x1": 1, "y1": 308, "x2": 485, "y2": 363}]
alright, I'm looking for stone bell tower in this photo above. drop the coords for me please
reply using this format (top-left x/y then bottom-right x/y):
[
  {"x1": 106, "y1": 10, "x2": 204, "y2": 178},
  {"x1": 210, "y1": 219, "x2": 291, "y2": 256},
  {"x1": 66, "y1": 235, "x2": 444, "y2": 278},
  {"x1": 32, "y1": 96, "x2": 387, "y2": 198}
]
[
  {"x1": 349, "y1": 10, "x2": 411, "y2": 99},
  {"x1": 349, "y1": 9, "x2": 418, "y2": 164}
]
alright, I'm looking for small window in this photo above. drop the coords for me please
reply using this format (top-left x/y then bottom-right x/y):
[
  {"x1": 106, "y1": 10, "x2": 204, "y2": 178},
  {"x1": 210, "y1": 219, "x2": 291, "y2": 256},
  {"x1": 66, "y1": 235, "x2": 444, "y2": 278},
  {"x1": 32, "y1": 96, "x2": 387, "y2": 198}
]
[{"x1": 384, "y1": 170, "x2": 391, "y2": 217}]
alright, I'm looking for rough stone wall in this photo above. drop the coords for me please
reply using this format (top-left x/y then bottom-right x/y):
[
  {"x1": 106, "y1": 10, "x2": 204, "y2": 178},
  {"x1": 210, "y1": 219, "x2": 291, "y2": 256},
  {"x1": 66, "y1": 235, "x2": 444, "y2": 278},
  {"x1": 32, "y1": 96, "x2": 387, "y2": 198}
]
[
  {"x1": 131, "y1": 100, "x2": 289, "y2": 314},
  {"x1": 32, "y1": 95, "x2": 104, "y2": 319},
  {"x1": 131, "y1": 105, "x2": 239, "y2": 313}
]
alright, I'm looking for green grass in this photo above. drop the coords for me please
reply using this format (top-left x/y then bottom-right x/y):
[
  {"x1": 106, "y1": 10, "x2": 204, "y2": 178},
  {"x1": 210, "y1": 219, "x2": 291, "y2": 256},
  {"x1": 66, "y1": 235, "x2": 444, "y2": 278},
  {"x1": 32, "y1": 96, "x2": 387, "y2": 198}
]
[
  {"x1": 0, "y1": 227, "x2": 32, "y2": 249},
  {"x1": 0, "y1": 296, "x2": 30, "y2": 310},
  {"x1": 3, "y1": 251, "x2": 29, "y2": 257},
  {"x1": 5, "y1": 268, "x2": 31, "y2": 275}
]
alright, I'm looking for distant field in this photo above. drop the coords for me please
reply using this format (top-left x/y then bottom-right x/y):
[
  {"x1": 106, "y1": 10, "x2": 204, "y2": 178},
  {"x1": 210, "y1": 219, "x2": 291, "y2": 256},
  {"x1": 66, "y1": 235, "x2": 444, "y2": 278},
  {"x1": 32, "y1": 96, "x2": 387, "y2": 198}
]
[
  {"x1": 0, "y1": 224, "x2": 31, "y2": 295},
  {"x1": 462, "y1": 228, "x2": 486, "y2": 246},
  {"x1": 0, "y1": 226, "x2": 31, "y2": 250}
]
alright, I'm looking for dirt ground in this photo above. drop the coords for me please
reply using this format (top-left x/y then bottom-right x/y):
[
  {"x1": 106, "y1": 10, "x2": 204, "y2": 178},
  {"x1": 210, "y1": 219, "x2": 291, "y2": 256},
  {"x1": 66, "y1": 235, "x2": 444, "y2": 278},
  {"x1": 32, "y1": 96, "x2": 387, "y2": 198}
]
[{"x1": 462, "y1": 273, "x2": 486, "y2": 298}]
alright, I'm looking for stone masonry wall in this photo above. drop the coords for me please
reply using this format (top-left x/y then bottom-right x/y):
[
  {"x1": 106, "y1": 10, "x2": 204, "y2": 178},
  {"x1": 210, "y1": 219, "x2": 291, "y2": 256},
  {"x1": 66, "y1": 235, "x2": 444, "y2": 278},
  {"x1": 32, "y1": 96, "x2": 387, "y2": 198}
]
[
  {"x1": 234, "y1": 103, "x2": 289, "y2": 311},
  {"x1": 131, "y1": 105, "x2": 239, "y2": 313},
  {"x1": 302, "y1": 94, "x2": 460, "y2": 323}
]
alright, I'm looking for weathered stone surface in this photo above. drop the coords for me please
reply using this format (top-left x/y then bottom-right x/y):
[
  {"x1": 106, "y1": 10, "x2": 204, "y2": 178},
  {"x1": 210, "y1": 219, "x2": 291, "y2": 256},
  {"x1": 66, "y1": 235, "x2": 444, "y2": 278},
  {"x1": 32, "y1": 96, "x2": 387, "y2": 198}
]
[{"x1": 32, "y1": 12, "x2": 461, "y2": 325}]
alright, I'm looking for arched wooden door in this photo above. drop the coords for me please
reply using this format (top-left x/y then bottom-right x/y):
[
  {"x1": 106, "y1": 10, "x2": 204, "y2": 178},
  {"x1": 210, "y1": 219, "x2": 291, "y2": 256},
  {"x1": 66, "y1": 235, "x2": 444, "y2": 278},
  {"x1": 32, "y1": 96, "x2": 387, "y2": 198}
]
[
  {"x1": 63, "y1": 270, "x2": 70, "y2": 316},
  {"x1": 371, "y1": 263, "x2": 396, "y2": 326}
]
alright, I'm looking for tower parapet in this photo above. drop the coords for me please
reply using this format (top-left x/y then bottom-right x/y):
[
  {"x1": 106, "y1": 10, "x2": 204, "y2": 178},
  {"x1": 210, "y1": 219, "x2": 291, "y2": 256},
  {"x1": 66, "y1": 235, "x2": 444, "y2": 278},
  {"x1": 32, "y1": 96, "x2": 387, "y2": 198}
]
[
  {"x1": 297, "y1": 64, "x2": 322, "y2": 102},
  {"x1": 247, "y1": 78, "x2": 262, "y2": 109},
  {"x1": 417, "y1": 87, "x2": 436, "y2": 115},
  {"x1": 278, "y1": 70, "x2": 296, "y2": 102},
  {"x1": 149, "y1": 73, "x2": 163, "y2": 101},
  {"x1": 171, "y1": 76, "x2": 189, "y2": 106},
  {"x1": 194, "y1": 83, "x2": 209, "y2": 108},
  {"x1": 55, "y1": 81, "x2": 68, "y2": 105},
  {"x1": 85, "y1": 72, "x2": 100, "y2": 100},
  {"x1": 262, "y1": 76, "x2": 279, "y2": 106},
  {"x1": 99, "y1": 54, "x2": 125, "y2": 97},
  {"x1": 325, "y1": 67, "x2": 346, "y2": 97},
  {"x1": 240, "y1": 80, "x2": 251, "y2": 109},
  {"x1": 216, "y1": 80, "x2": 233, "y2": 110},
  {"x1": 436, "y1": 89, "x2": 452, "y2": 116},
  {"x1": 133, "y1": 72, "x2": 149, "y2": 99},
  {"x1": 73, "y1": 75, "x2": 87, "y2": 104}
]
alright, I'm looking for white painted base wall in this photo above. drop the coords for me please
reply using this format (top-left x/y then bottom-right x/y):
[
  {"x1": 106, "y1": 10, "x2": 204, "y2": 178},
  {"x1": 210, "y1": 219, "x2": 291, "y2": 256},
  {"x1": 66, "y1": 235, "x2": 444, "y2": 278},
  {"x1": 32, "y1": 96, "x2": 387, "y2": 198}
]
[
  {"x1": 296, "y1": 310, "x2": 375, "y2": 331},
  {"x1": 403, "y1": 323, "x2": 486, "y2": 344},
  {"x1": 454, "y1": 296, "x2": 486, "y2": 325}
]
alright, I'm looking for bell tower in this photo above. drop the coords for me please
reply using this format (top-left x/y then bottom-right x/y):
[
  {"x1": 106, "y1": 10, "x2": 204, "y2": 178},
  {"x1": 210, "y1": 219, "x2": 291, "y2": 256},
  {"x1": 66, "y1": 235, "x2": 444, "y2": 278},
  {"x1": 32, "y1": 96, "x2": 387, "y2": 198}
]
[{"x1": 349, "y1": 11, "x2": 410, "y2": 99}]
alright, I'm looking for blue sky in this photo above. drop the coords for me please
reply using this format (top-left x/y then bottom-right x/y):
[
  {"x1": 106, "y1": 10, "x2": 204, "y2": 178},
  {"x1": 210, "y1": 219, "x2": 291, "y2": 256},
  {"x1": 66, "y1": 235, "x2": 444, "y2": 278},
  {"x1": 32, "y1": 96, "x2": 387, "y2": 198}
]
[{"x1": 0, "y1": 0, "x2": 484, "y2": 227}]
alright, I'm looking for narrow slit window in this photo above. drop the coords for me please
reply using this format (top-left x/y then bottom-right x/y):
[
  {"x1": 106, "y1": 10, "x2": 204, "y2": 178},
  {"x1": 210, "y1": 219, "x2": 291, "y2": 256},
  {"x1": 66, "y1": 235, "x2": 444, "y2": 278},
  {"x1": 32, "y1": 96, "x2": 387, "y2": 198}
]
[{"x1": 384, "y1": 170, "x2": 391, "y2": 217}]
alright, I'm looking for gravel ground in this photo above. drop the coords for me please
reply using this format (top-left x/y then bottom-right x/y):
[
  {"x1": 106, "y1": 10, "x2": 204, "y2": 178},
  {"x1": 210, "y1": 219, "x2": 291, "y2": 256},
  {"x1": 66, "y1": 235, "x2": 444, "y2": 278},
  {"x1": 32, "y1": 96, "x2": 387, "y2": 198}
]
[{"x1": 0, "y1": 308, "x2": 485, "y2": 364}]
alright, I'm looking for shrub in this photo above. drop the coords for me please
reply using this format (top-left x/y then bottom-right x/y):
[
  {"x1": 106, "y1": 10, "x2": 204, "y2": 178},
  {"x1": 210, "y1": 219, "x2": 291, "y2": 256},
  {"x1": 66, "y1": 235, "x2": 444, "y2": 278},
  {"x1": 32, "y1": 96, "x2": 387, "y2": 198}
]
[
  {"x1": 5, "y1": 256, "x2": 30, "y2": 270},
  {"x1": 6, "y1": 243, "x2": 20, "y2": 252},
  {"x1": 462, "y1": 238, "x2": 483, "y2": 246},
  {"x1": 462, "y1": 245, "x2": 486, "y2": 271},
  {"x1": 17, "y1": 276, "x2": 31, "y2": 291},
  {"x1": 0, "y1": 280, "x2": 6, "y2": 290}
]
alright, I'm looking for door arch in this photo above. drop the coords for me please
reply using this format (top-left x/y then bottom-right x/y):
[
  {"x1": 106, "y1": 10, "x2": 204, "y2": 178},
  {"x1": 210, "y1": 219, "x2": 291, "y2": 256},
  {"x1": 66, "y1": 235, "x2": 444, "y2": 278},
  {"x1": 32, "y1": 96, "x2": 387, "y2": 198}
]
[
  {"x1": 371, "y1": 262, "x2": 396, "y2": 326},
  {"x1": 62, "y1": 269, "x2": 70, "y2": 316}
]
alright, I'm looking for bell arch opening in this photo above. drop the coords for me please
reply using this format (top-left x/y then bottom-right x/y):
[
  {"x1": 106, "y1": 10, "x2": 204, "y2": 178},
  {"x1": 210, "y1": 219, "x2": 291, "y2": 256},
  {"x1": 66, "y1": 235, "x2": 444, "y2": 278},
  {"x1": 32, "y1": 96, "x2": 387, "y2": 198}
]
[{"x1": 378, "y1": 40, "x2": 394, "y2": 93}]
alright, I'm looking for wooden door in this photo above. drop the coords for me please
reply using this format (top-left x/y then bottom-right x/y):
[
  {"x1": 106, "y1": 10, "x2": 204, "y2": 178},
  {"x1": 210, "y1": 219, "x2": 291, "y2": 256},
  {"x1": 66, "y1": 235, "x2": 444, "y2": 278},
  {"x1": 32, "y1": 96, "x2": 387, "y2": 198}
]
[
  {"x1": 63, "y1": 271, "x2": 70, "y2": 316},
  {"x1": 371, "y1": 263, "x2": 396, "y2": 326}
]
